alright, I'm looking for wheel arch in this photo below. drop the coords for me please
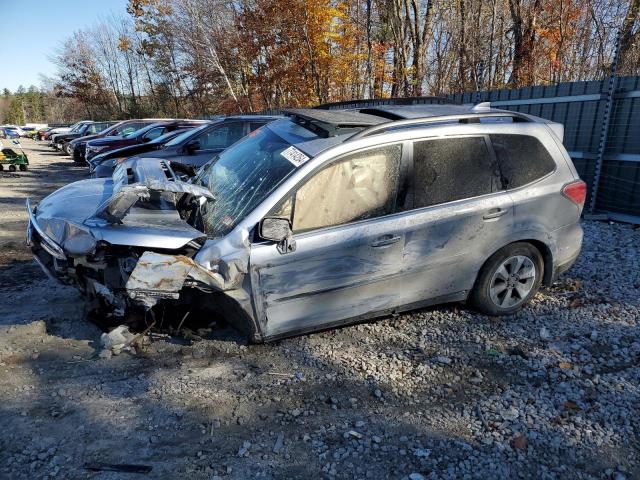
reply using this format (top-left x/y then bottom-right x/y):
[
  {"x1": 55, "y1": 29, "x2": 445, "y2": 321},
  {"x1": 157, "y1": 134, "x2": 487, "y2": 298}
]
[{"x1": 478, "y1": 237, "x2": 555, "y2": 290}]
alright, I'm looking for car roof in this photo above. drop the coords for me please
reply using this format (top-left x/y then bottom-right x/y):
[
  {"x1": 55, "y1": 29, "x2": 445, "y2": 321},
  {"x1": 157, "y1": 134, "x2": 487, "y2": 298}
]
[
  {"x1": 276, "y1": 103, "x2": 559, "y2": 156},
  {"x1": 224, "y1": 114, "x2": 283, "y2": 121}
]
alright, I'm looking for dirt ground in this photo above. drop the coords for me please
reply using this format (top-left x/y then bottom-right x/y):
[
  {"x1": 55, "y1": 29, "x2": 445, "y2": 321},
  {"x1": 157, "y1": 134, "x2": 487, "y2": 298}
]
[{"x1": 0, "y1": 139, "x2": 639, "y2": 480}]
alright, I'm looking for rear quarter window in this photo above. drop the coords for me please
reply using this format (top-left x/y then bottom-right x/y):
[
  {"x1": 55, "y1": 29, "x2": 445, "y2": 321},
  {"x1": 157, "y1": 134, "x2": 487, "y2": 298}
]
[
  {"x1": 413, "y1": 136, "x2": 498, "y2": 208},
  {"x1": 490, "y1": 134, "x2": 556, "y2": 188}
]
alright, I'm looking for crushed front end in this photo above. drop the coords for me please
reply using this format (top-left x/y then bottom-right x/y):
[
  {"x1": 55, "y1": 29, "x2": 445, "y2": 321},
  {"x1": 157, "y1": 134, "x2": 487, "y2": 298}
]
[{"x1": 25, "y1": 158, "x2": 252, "y2": 333}]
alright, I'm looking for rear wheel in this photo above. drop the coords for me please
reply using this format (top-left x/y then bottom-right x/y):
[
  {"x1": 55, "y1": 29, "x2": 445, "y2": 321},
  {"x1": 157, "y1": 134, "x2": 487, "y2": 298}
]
[
  {"x1": 0, "y1": 164, "x2": 4, "y2": 171},
  {"x1": 470, "y1": 242, "x2": 543, "y2": 316},
  {"x1": 19, "y1": 164, "x2": 27, "y2": 171}
]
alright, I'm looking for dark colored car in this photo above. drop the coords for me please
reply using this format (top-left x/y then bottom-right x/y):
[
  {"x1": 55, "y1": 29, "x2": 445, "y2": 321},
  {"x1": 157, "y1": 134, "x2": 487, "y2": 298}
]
[
  {"x1": 84, "y1": 120, "x2": 208, "y2": 163},
  {"x1": 54, "y1": 122, "x2": 116, "y2": 156},
  {"x1": 69, "y1": 119, "x2": 169, "y2": 163},
  {"x1": 88, "y1": 127, "x2": 201, "y2": 176},
  {"x1": 90, "y1": 115, "x2": 280, "y2": 178}
]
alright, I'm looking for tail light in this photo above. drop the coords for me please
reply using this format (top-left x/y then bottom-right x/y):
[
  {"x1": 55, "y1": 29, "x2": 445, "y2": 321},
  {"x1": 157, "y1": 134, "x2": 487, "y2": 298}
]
[{"x1": 562, "y1": 180, "x2": 587, "y2": 209}]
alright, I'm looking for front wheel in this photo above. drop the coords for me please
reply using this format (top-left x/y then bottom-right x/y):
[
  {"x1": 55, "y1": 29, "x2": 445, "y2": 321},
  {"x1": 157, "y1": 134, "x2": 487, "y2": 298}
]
[
  {"x1": 470, "y1": 242, "x2": 543, "y2": 316},
  {"x1": 64, "y1": 143, "x2": 73, "y2": 156}
]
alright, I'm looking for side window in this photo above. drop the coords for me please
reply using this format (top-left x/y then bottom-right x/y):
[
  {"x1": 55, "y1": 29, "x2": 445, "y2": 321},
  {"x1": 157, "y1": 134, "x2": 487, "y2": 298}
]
[
  {"x1": 118, "y1": 124, "x2": 142, "y2": 136},
  {"x1": 413, "y1": 136, "x2": 497, "y2": 208},
  {"x1": 288, "y1": 144, "x2": 402, "y2": 233},
  {"x1": 490, "y1": 134, "x2": 556, "y2": 188},
  {"x1": 249, "y1": 121, "x2": 266, "y2": 132},
  {"x1": 143, "y1": 127, "x2": 166, "y2": 141},
  {"x1": 198, "y1": 123, "x2": 245, "y2": 149}
]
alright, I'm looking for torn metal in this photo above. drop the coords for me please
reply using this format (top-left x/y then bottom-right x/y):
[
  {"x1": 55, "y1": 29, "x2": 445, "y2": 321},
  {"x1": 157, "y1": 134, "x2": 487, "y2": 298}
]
[
  {"x1": 95, "y1": 179, "x2": 214, "y2": 223},
  {"x1": 125, "y1": 251, "x2": 246, "y2": 308}
]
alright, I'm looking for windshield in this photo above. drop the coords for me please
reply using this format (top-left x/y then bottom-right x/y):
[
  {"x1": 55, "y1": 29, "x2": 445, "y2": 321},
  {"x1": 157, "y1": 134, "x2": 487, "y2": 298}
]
[
  {"x1": 165, "y1": 123, "x2": 211, "y2": 146},
  {"x1": 192, "y1": 123, "x2": 305, "y2": 238}
]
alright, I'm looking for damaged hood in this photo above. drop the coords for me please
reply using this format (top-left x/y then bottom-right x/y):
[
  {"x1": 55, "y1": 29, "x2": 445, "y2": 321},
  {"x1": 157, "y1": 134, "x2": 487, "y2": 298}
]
[{"x1": 31, "y1": 158, "x2": 209, "y2": 255}]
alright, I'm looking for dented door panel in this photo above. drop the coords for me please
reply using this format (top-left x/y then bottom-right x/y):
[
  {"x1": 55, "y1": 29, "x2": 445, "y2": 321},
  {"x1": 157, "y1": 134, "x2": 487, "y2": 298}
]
[
  {"x1": 399, "y1": 193, "x2": 514, "y2": 302},
  {"x1": 249, "y1": 217, "x2": 406, "y2": 338}
]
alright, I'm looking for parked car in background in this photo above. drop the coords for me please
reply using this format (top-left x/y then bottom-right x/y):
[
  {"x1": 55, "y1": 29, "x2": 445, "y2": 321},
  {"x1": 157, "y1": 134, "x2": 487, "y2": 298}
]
[
  {"x1": 26, "y1": 104, "x2": 584, "y2": 341},
  {"x1": 37, "y1": 127, "x2": 56, "y2": 141},
  {"x1": 45, "y1": 121, "x2": 86, "y2": 140},
  {"x1": 54, "y1": 121, "x2": 116, "y2": 156},
  {"x1": 88, "y1": 127, "x2": 202, "y2": 176},
  {"x1": 0, "y1": 127, "x2": 20, "y2": 139},
  {"x1": 2, "y1": 125, "x2": 26, "y2": 136},
  {"x1": 20, "y1": 126, "x2": 37, "y2": 138},
  {"x1": 50, "y1": 121, "x2": 93, "y2": 148},
  {"x1": 89, "y1": 115, "x2": 279, "y2": 177},
  {"x1": 84, "y1": 120, "x2": 208, "y2": 162},
  {"x1": 70, "y1": 119, "x2": 170, "y2": 164}
]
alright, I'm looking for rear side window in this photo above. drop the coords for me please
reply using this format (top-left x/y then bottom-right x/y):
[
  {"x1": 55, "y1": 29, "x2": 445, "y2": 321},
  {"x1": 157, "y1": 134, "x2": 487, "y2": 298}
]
[
  {"x1": 143, "y1": 127, "x2": 166, "y2": 141},
  {"x1": 413, "y1": 136, "x2": 497, "y2": 208},
  {"x1": 490, "y1": 134, "x2": 556, "y2": 188},
  {"x1": 249, "y1": 121, "x2": 266, "y2": 132}
]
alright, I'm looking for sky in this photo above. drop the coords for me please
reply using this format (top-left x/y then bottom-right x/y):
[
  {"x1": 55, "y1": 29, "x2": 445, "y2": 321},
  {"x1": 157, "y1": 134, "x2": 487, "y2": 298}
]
[{"x1": 0, "y1": 0, "x2": 129, "y2": 92}]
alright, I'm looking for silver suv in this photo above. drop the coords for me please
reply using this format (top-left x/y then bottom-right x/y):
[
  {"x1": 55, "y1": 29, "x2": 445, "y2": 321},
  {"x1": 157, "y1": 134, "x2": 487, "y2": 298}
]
[{"x1": 27, "y1": 104, "x2": 585, "y2": 342}]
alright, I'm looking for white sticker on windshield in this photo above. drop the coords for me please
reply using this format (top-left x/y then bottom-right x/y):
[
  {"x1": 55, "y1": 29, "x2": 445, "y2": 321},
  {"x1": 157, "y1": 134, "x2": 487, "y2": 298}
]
[{"x1": 281, "y1": 145, "x2": 310, "y2": 167}]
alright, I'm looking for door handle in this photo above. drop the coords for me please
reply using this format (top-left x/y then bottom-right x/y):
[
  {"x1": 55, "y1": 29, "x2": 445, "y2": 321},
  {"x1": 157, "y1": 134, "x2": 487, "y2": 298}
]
[
  {"x1": 371, "y1": 235, "x2": 401, "y2": 248},
  {"x1": 483, "y1": 208, "x2": 508, "y2": 220}
]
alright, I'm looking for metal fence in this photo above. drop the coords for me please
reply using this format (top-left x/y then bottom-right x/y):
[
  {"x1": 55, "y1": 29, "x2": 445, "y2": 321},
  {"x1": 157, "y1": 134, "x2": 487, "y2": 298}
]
[{"x1": 313, "y1": 77, "x2": 640, "y2": 223}]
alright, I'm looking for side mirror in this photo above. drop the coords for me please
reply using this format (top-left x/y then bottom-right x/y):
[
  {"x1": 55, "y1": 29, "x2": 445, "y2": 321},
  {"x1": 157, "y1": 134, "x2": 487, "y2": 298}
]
[
  {"x1": 259, "y1": 217, "x2": 295, "y2": 254},
  {"x1": 185, "y1": 140, "x2": 201, "y2": 154}
]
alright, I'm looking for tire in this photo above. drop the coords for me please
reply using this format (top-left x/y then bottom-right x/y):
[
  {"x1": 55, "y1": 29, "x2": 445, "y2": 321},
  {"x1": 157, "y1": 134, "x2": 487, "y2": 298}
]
[
  {"x1": 19, "y1": 164, "x2": 27, "y2": 171},
  {"x1": 8, "y1": 164, "x2": 17, "y2": 172},
  {"x1": 64, "y1": 143, "x2": 73, "y2": 156},
  {"x1": 470, "y1": 242, "x2": 544, "y2": 316},
  {"x1": 0, "y1": 164, "x2": 3, "y2": 171}
]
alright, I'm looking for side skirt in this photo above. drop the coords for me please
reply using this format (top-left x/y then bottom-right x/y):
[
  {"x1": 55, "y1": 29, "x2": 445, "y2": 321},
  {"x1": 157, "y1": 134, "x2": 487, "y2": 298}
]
[{"x1": 258, "y1": 291, "x2": 469, "y2": 343}]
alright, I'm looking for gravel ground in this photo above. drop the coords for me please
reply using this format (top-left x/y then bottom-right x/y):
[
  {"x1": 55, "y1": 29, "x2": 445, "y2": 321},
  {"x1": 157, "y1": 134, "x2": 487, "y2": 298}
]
[{"x1": 0, "y1": 139, "x2": 639, "y2": 479}]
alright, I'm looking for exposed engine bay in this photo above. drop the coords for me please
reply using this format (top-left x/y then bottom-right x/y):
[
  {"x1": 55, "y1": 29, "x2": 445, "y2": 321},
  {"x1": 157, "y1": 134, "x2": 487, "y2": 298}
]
[{"x1": 27, "y1": 157, "x2": 257, "y2": 338}]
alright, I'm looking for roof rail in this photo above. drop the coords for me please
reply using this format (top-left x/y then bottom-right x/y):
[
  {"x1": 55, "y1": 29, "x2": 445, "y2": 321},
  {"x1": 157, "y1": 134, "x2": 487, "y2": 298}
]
[
  {"x1": 283, "y1": 108, "x2": 384, "y2": 138},
  {"x1": 349, "y1": 111, "x2": 533, "y2": 140}
]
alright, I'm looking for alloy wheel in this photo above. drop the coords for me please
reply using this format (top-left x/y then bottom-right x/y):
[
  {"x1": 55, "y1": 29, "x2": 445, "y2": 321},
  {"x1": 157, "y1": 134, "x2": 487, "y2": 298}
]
[{"x1": 489, "y1": 255, "x2": 536, "y2": 308}]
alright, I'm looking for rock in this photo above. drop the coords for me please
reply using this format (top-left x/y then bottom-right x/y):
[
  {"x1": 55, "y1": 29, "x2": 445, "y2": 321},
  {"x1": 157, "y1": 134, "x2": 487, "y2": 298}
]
[
  {"x1": 237, "y1": 441, "x2": 251, "y2": 457},
  {"x1": 434, "y1": 355, "x2": 452, "y2": 365},
  {"x1": 539, "y1": 327, "x2": 551, "y2": 340},
  {"x1": 273, "y1": 432, "x2": 284, "y2": 453},
  {"x1": 511, "y1": 435, "x2": 528, "y2": 450},
  {"x1": 500, "y1": 407, "x2": 519, "y2": 421},
  {"x1": 413, "y1": 448, "x2": 430, "y2": 458},
  {"x1": 373, "y1": 389, "x2": 382, "y2": 399},
  {"x1": 409, "y1": 473, "x2": 425, "y2": 480},
  {"x1": 344, "y1": 430, "x2": 363, "y2": 439}
]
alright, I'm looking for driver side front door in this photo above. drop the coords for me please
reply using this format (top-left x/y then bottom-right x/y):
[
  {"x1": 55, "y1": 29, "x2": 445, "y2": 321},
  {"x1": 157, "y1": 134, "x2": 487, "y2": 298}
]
[{"x1": 249, "y1": 143, "x2": 409, "y2": 339}]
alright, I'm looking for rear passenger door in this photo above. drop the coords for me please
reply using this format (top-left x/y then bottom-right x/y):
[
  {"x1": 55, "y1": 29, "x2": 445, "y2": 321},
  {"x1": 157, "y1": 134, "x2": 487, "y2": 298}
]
[{"x1": 399, "y1": 135, "x2": 514, "y2": 303}]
